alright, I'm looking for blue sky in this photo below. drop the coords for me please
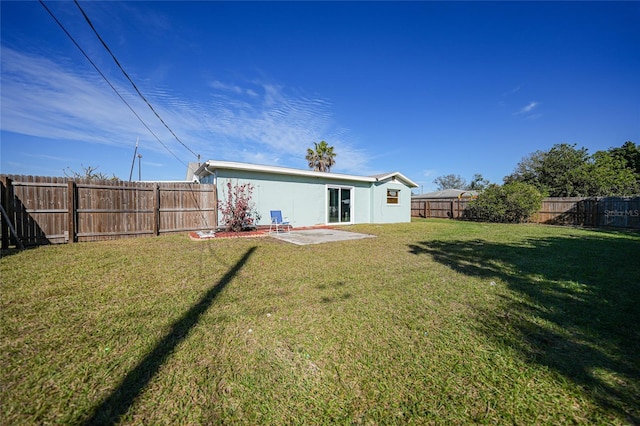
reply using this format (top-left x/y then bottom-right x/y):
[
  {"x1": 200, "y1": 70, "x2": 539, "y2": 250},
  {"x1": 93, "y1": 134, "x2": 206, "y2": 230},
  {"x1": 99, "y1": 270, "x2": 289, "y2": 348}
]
[{"x1": 1, "y1": 1, "x2": 638, "y2": 192}]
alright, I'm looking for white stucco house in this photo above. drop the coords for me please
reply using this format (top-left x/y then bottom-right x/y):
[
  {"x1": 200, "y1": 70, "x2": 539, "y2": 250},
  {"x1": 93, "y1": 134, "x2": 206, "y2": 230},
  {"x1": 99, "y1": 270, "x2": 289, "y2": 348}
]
[{"x1": 192, "y1": 160, "x2": 418, "y2": 228}]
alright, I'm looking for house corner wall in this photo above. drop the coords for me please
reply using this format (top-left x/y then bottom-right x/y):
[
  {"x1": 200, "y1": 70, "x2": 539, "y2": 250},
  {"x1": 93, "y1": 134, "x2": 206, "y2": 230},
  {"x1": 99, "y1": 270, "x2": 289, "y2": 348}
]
[
  {"x1": 198, "y1": 167, "x2": 414, "y2": 227},
  {"x1": 371, "y1": 180, "x2": 413, "y2": 223}
]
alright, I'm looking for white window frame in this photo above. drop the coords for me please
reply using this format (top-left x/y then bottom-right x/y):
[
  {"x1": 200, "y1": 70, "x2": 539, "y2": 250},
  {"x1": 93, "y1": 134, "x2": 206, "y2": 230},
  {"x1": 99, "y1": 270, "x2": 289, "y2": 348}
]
[
  {"x1": 386, "y1": 188, "x2": 401, "y2": 206},
  {"x1": 326, "y1": 185, "x2": 355, "y2": 225}
]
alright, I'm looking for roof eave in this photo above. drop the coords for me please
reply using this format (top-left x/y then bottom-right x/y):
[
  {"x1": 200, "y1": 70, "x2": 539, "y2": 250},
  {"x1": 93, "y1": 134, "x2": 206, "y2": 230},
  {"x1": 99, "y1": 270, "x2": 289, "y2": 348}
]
[
  {"x1": 201, "y1": 160, "x2": 377, "y2": 183},
  {"x1": 374, "y1": 172, "x2": 419, "y2": 188},
  {"x1": 197, "y1": 160, "x2": 418, "y2": 188}
]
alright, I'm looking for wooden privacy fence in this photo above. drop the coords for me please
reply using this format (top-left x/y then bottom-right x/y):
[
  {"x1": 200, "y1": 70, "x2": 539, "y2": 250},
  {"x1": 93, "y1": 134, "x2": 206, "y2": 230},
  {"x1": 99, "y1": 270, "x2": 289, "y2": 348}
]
[
  {"x1": 1, "y1": 175, "x2": 217, "y2": 248},
  {"x1": 412, "y1": 196, "x2": 640, "y2": 230},
  {"x1": 411, "y1": 198, "x2": 473, "y2": 219}
]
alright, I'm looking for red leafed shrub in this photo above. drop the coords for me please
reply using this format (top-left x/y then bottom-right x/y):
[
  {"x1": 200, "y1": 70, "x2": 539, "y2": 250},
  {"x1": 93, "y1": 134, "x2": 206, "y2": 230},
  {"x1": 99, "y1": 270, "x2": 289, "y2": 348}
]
[{"x1": 218, "y1": 181, "x2": 261, "y2": 232}]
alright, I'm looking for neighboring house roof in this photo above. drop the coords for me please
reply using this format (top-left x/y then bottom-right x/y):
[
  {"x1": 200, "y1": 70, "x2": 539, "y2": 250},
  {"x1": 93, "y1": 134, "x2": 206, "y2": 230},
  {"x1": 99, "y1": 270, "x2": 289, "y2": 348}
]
[
  {"x1": 195, "y1": 160, "x2": 418, "y2": 188},
  {"x1": 412, "y1": 189, "x2": 479, "y2": 199}
]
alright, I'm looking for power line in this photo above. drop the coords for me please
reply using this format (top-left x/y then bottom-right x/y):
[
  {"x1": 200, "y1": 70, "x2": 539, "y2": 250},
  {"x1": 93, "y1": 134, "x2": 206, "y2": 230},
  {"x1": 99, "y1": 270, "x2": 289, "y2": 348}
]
[
  {"x1": 73, "y1": 0, "x2": 200, "y2": 161},
  {"x1": 40, "y1": 1, "x2": 211, "y2": 233},
  {"x1": 38, "y1": 0, "x2": 189, "y2": 169}
]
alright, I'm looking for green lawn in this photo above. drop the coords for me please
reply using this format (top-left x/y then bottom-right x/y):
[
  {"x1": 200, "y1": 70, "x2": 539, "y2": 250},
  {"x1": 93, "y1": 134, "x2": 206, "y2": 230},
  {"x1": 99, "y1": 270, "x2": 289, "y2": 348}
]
[{"x1": 1, "y1": 219, "x2": 639, "y2": 425}]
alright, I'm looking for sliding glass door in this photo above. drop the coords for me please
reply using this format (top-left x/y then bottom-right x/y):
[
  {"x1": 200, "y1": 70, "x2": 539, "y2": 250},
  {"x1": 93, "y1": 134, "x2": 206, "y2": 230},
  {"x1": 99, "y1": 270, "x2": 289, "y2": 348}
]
[{"x1": 328, "y1": 187, "x2": 352, "y2": 223}]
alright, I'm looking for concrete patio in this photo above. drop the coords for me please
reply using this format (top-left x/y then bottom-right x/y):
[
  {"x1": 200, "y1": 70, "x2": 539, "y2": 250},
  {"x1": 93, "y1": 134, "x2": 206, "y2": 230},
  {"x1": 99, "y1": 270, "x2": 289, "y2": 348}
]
[{"x1": 269, "y1": 228, "x2": 376, "y2": 245}]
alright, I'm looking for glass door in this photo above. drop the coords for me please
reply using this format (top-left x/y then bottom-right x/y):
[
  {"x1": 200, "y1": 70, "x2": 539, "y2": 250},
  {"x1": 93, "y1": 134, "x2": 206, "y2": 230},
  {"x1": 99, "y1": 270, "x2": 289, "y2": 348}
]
[{"x1": 328, "y1": 187, "x2": 352, "y2": 223}]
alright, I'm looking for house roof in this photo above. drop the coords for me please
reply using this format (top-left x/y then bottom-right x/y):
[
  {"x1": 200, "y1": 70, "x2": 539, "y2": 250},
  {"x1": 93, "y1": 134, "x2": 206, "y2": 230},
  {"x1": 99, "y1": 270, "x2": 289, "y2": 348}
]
[
  {"x1": 195, "y1": 160, "x2": 418, "y2": 188},
  {"x1": 412, "y1": 189, "x2": 479, "y2": 199}
]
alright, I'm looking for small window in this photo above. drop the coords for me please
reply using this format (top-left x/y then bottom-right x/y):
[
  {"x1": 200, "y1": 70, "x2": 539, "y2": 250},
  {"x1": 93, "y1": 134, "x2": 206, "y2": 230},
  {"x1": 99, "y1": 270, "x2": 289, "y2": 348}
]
[{"x1": 387, "y1": 189, "x2": 400, "y2": 204}]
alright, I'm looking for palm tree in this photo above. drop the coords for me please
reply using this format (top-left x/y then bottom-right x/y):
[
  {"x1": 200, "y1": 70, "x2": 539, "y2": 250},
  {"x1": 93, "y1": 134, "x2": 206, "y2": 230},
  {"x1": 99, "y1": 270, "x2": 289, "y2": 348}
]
[{"x1": 305, "y1": 141, "x2": 336, "y2": 172}]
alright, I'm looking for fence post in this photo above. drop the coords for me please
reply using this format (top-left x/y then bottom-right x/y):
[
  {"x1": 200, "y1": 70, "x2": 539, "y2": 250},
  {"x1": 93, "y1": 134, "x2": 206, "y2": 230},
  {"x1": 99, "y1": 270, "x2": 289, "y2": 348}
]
[
  {"x1": 154, "y1": 184, "x2": 160, "y2": 236},
  {"x1": 67, "y1": 181, "x2": 76, "y2": 243},
  {"x1": 1, "y1": 176, "x2": 12, "y2": 249}
]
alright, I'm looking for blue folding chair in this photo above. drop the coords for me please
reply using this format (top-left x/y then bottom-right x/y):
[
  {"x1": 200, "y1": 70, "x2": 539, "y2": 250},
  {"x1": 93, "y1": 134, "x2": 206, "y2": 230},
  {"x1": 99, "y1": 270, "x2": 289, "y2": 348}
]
[{"x1": 269, "y1": 210, "x2": 291, "y2": 234}]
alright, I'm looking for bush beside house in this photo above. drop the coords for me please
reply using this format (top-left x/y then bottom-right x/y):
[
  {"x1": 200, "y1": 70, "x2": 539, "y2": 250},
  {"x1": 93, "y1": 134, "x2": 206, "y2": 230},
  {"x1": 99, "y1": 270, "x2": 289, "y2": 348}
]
[{"x1": 466, "y1": 182, "x2": 544, "y2": 223}]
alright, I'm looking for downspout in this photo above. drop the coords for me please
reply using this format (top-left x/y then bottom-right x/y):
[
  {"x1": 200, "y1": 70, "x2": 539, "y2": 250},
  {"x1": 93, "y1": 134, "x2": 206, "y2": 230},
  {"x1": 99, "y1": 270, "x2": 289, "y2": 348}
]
[
  {"x1": 369, "y1": 178, "x2": 382, "y2": 223},
  {"x1": 204, "y1": 165, "x2": 217, "y2": 185},
  {"x1": 204, "y1": 164, "x2": 218, "y2": 229},
  {"x1": 372, "y1": 177, "x2": 379, "y2": 224}
]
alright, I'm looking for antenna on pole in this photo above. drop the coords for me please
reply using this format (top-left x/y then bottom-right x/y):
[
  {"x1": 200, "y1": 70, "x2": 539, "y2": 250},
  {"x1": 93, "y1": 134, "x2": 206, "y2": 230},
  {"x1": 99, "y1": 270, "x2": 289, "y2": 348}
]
[
  {"x1": 138, "y1": 153, "x2": 142, "y2": 181},
  {"x1": 129, "y1": 137, "x2": 139, "y2": 182}
]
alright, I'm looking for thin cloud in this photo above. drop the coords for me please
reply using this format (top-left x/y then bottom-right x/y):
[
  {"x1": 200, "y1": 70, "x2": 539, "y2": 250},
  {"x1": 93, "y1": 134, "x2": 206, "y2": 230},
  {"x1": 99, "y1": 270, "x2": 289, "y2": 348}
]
[
  {"x1": 142, "y1": 161, "x2": 165, "y2": 168},
  {"x1": 1, "y1": 48, "x2": 144, "y2": 145},
  {"x1": 209, "y1": 80, "x2": 256, "y2": 96},
  {"x1": 422, "y1": 169, "x2": 438, "y2": 178},
  {"x1": 1, "y1": 47, "x2": 369, "y2": 174},
  {"x1": 193, "y1": 79, "x2": 368, "y2": 173},
  {"x1": 514, "y1": 101, "x2": 540, "y2": 115},
  {"x1": 502, "y1": 85, "x2": 521, "y2": 97},
  {"x1": 21, "y1": 152, "x2": 75, "y2": 162}
]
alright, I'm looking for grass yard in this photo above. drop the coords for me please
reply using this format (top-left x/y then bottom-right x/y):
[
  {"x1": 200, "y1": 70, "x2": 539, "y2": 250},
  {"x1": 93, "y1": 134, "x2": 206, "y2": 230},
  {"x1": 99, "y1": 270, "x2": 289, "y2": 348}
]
[{"x1": 1, "y1": 219, "x2": 639, "y2": 425}]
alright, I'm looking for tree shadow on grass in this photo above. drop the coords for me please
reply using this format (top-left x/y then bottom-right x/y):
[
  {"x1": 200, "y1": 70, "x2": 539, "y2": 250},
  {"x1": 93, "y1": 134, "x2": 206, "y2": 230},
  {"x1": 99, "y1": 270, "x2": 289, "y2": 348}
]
[
  {"x1": 408, "y1": 233, "x2": 640, "y2": 423},
  {"x1": 83, "y1": 246, "x2": 257, "y2": 425}
]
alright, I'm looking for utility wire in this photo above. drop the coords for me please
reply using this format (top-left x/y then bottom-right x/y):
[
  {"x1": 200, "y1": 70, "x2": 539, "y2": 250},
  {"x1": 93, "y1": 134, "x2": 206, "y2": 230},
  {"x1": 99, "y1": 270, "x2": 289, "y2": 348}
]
[
  {"x1": 42, "y1": 1, "x2": 211, "y2": 230},
  {"x1": 73, "y1": 0, "x2": 200, "y2": 161},
  {"x1": 39, "y1": 0, "x2": 188, "y2": 169}
]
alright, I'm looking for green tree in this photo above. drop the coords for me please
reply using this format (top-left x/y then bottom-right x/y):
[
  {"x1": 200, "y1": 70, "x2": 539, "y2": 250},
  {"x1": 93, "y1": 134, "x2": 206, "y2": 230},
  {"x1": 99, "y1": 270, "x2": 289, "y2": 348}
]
[
  {"x1": 504, "y1": 143, "x2": 638, "y2": 197},
  {"x1": 538, "y1": 143, "x2": 590, "y2": 197},
  {"x1": 466, "y1": 182, "x2": 544, "y2": 223},
  {"x1": 504, "y1": 150, "x2": 546, "y2": 188},
  {"x1": 433, "y1": 174, "x2": 467, "y2": 190},
  {"x1": 466, "y1": 173, "x2": 490, "y2": 191},
  {"x1": 305, "y1": 141, "x2": 336, "y2": 172},
  {"x1": 609, "y1": 141, "x2": 640, "y2": 179},
  {"x1": 586, "y1": 150, "x2": 638, "y2": 196}
]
